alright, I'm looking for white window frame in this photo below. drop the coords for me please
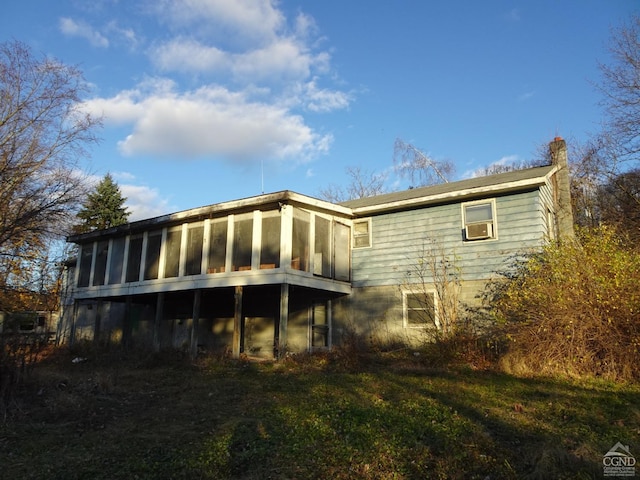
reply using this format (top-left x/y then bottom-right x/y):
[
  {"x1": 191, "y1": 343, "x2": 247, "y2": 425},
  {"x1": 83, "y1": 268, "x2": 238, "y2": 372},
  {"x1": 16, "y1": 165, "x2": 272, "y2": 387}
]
[
  {"x1": 352, "y1": 218, "x2": 372, "y2": 249},
  {"x1": 461, "y1": 199, "x2": 497, "y2": 242},
  {"x1": 402, "y1": 290, "x2": 438, "y2": 329}
]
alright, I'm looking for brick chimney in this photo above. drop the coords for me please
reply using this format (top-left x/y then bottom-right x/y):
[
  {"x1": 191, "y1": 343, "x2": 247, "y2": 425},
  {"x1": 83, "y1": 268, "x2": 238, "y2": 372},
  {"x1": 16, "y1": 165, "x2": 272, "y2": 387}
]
[{"x1": 549, "y1": 137, "x2": 575, "y2": 240}]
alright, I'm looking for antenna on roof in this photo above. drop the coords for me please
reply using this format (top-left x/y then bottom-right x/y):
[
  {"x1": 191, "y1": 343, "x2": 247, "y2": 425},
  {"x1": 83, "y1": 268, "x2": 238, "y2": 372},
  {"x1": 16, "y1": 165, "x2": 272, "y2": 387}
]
[{"x1": 261, "y1": 158, "x2": 264, "y2": 194}]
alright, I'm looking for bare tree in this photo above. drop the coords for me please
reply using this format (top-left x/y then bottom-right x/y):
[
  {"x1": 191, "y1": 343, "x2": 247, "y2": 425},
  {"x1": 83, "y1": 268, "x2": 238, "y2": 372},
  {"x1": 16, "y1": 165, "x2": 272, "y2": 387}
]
[
  {"x1": 473, "y1": 157, "x2": 549, "y2": 177},
  {"x1": 598, "y1": 15, "x2": 640, "y2": 165},
  {"x1": 318, "y1": 166, "x2": 388, "y2": 202},
  {"x1": 0, "y1": 40, "x2": 101, "y2": 308},
  {"x1": 393, "y1": 138, "x2": 455, "y2": 187},
  {"x1": 403, "y1": 238, "x2": 461, "y2": 340}
]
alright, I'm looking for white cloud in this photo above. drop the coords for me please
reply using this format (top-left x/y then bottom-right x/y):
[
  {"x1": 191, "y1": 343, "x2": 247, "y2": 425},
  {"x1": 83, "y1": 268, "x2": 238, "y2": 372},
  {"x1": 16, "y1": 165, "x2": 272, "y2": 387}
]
[
  {"x1": 153, "y1": 0, "x2": 285, "y2": 45},
  {"x1": 78, "y1": 0, "x2": 350, "y2": 170},
  {"x1": 151, "y1": 38, "x2": 231, "y2": 73},
  {"x1": 150, "y1": 34, "x2": 325, "y2": 83},
  {"x1": 300, "y1": 80, "x2": 352, "y2": 113},
  {"x1": 83, "y1": 80, "x2": 333, "y2": 162},
  {"x1": 59, "y1": 17, "x2": 109, "y2": 47},
  {"x1": 121, "y1": 183, "x2": 174, "y2": 221}
]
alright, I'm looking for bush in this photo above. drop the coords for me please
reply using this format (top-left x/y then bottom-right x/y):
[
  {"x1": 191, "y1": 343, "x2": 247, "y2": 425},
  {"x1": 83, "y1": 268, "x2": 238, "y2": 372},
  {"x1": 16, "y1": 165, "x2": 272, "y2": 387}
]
[
  {"x1": 1, "y1": 333, "x2": 51, "y2": 417},
  {"x1": 487, "y1": 226, "x2": 640, "y2": 380}
]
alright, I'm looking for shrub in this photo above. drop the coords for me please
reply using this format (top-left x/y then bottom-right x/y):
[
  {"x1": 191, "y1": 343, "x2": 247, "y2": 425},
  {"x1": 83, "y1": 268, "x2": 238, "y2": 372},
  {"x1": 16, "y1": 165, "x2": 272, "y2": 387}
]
[
  {"x1": 487, "y1": 226, "x2": 640, "y2": 380},
  {"x1": 1, "y1": 333, "x2": 51, "y2": 417}
]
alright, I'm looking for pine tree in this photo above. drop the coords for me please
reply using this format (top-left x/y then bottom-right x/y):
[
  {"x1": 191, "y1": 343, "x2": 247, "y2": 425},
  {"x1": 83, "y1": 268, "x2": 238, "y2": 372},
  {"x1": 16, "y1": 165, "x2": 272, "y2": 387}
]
[{"x1": 75, "y1": 174, "x2": 130, "y2": 233}]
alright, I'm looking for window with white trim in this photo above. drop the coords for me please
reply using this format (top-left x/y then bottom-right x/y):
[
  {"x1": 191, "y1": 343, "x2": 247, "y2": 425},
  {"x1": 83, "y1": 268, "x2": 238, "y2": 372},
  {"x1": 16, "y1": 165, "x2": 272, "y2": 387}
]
[
  {"x1": 403, "y1": 291, "x2": 437, "y2": 329},
  {"x1": 353, "y1": 219, "x2": 371, "y2": 248},
  {"x1": 462, "y1": 200, "x2": 496, "y2": 241}
]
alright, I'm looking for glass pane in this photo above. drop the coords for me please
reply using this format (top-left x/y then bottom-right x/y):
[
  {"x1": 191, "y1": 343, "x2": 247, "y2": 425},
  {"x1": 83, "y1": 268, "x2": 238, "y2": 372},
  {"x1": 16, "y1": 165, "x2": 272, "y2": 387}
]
[
  {"x1": 77, "y1": 243, "x2": 93, "y2": 287},
  {"x1": 465, "y1": 203, "x2": 492, "y2": 223},
  {"x1": 208, "y1": 219, "x2": 227, "y2": 273},
  {"x1": 260, "y1": 214, "x2": 280, "y2": 269},
  {"x1": 354, "y1": 220, "x2": 370, "y2": 248},
  {"x1": 144, "y1": 231, "x2": 162, "y2": 280},
  {"x1": 312, "y1": 325, "x2": 328, "y2": 347},
  {"x1": 406, "y1": 293, "x2": 435, "y2": 325},
  {"x1": 312, "y1": 302, "x2": 328, "y2": 348},
  {"x1": 186, "y1": 225, "x2": 204, "y2": 276},
  {"x1": 92, "y1": 240, "x2": 109, "y2": 286},
  {"x1": 354, "y1": 221, "x2": 369, "y2": 235},
  {"x1": 108, "y1": 237, "x2": 125, "y2": 284},
  {"x1": 126, "y1": 235, "x2": 143, "y2": 282},
  {"x1": 164, "y1": 229, "x2": 182, "y2": 278},
  {"x1": 313, "y1": 303, "x2": 326, "y2": 325},
  {"x1": 292, "y1": 209, "x2": 310, "y2": 271},
  {"x1": 232, "y1": 217, "x2": 253, "y2": 271},
  {"x1": 334, "y1": 222, "x2": 350, "y2": 281},
  {"x1": 314, "y1": 216, "x2": 331, "y2": 277}
]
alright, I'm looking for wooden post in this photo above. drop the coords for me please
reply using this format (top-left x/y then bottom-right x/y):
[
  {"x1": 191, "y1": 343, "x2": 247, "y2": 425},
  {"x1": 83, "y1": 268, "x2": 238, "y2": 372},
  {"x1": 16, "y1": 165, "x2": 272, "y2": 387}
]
[
  {"x1": 278, "y1": 283, "x2": 289, "y2": 358},
  {"x1": 123, "y1": 295, "x2": 132, "y2": 348},
  {"x1": 190, "y1": 289, "x2": 201, "y2": 359},
  {"x1": 69, "y1": 300, "x2": 79, "y2": 347},
  {"x1": 94, "y1": 300, "x2": 102, "y2": 345},
  {"x1": 154, "y1": 293, "x2": 164, "y2": 352},
  {"x1": 233, "y1": 286, "x2": 243, "y2": 358}
]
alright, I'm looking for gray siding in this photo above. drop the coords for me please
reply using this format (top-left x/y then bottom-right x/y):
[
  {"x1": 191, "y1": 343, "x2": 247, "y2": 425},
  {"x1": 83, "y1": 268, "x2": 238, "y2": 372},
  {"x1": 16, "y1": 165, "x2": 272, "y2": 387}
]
[{"x1": 352, "y1": 189, "x2": 547, "y2": 288}]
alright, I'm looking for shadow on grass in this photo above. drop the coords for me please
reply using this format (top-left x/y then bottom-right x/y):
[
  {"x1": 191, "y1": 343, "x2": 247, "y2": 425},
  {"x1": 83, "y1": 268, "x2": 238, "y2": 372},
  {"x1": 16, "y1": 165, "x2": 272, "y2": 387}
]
[{"x1": 1, "y1": 350, "x2": 638, "y2": 479}]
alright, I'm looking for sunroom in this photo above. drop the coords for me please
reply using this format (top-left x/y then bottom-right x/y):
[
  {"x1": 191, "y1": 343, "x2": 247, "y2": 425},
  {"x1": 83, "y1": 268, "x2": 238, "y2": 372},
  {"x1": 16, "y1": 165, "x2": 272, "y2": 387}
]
[{"x1": 64, "y1": 191, "x2": 353, "y2": 358}]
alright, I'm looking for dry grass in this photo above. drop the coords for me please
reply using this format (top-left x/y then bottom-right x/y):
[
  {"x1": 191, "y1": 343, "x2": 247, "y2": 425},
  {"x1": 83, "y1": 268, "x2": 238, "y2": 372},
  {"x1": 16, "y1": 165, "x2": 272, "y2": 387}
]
[{"x1": 1, "y1": 345, "x2": 638, "y2": 479}]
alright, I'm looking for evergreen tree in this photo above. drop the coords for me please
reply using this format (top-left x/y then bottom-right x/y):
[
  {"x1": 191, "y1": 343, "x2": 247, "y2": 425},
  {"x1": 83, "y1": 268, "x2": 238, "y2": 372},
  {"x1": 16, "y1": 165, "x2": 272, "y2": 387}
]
[{"x1": 75, "y1": 174, "x2": 130, "y2": 233}]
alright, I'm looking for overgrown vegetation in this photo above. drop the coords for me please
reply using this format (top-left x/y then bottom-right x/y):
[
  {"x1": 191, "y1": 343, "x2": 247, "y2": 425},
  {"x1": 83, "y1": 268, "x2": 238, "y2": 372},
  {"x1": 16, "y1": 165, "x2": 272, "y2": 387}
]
[
  {"x1": 485, "y1": 226, "x2": 640, "y2": 381},
  {"x1": 0, "y1": 333, "x2": 51, "y2": 419},
  {"x1": 1, "y1": 346, "x2": 638, "y2": 480}
]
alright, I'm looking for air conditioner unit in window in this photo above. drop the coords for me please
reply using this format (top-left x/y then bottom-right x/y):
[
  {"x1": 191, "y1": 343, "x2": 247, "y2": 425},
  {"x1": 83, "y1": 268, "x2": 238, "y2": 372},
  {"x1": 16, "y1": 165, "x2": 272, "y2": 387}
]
[{"x1": 466, "y1": 222, "x2": 493, "y2": 240}]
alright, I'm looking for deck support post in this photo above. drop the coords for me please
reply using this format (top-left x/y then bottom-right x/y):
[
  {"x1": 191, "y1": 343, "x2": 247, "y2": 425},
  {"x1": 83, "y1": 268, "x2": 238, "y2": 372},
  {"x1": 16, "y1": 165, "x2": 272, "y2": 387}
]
[
  {"x1": 233, "y1": 286, "x2": 243, "y2": 359},
  {"x1": 190, "y1": 289, "x2": 201, "y2": 359},
  {"x1": 154, "y1": 293, "x2": 164, "y2": 352},
  {"x1": 278, "y1": 283, "x2": 289, "y2": 359}
]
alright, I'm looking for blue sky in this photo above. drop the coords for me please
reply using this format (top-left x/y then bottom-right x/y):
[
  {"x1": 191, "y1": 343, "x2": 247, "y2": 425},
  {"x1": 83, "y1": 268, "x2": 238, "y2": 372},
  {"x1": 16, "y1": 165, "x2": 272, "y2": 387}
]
[{"x1": 2, "y1": 1, "x2": 637, "y2": 221}]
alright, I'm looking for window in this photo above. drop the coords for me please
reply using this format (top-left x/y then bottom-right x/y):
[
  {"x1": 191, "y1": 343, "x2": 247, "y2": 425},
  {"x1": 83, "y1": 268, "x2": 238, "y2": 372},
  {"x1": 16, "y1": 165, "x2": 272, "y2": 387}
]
[
  {"x1": 77, "y1": 243, "x2": 93, "y2": 287},
  {"x1": 334, "y1": 222, "x2": 350, "y2": 281},
  {"x1": 164, "y1": 228, "x2": 182, "y2": 278},
  {"x1": 232, "y1": 215, "x2": 253, "y2": 271},
  {"x1": 125, "y1": 235, "x2": 143, "y2": 282},
  {"x1": 311, "y1": 302, "x2": 329, "y2": 348},
  {"x1": 108, "y1": 237, "x2": 125, "y2": 284},
  {"x1": 403, "y1": 291, "x2": 437, "y2": 328},
  {"x1": 462, "y1": 200, "x2": 496, "y2": 241},
  {"x1": 92, "y1": 240, "x2": 109, "y2": 286},
  {"x1": 291, "y1": 209, "x2": 310, "y2": 272},
  {"x1": 144, "y1": 231, "x2": 162, "y2": 280},
  {"x1": 260, "y1": 213, "x2": 280, "y2": 269},
  {"x1": 186, "y1": 224, "x2": 204, "y2": 276},
  {"x1": 353, "y1": 219, "x2": 371, "y2": 248},
  {"x1": 314, "y1": 216, "x2": 331, "y2": 277},
  {"x1": 208, "y1": 219, "x2": 227, "y2": 273}
]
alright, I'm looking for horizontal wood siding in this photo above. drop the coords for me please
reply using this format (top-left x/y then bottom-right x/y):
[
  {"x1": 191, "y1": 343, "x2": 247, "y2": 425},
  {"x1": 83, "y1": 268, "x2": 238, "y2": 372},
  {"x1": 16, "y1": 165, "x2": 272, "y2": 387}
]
[{"x1": 352, "y1": 190, "x2": 547, "y2": 287}]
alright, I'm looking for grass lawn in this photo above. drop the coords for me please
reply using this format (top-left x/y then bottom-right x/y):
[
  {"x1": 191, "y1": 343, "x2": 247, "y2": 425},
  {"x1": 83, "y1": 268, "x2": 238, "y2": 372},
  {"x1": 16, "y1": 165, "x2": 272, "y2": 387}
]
[{"x1": 1, "y1": 348, "x2": 638, "y2": 479}]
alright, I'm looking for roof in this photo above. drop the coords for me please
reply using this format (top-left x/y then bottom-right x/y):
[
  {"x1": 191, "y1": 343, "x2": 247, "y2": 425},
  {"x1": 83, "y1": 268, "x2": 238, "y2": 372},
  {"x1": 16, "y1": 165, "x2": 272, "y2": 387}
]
[
  {"x1": 68, "y1": 165, "x2": 556, "y2": 243},
  {"x1": 341, "y1": 165, "x2": 556, "y2": 215}
]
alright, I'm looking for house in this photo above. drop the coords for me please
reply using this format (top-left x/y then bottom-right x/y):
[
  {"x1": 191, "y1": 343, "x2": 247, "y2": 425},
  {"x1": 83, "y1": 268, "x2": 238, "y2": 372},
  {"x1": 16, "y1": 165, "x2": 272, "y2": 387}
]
[{"x1": 59, "y1": 138, "x2": 573, "y2": 358}]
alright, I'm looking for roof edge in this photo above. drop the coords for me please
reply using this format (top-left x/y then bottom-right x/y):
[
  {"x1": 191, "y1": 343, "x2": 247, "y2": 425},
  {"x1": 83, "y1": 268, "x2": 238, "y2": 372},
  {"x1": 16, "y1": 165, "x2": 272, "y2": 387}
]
[{"x1": 350, "y1": 167, "x2": 557, "y2": 215}]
